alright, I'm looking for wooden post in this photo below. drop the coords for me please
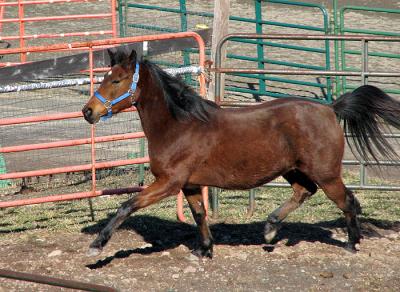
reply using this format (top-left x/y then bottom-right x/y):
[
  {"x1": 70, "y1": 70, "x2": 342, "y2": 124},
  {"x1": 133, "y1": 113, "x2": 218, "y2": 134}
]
[{"x1": 208, "y1": 0, "x2": 230, "y2": 102}]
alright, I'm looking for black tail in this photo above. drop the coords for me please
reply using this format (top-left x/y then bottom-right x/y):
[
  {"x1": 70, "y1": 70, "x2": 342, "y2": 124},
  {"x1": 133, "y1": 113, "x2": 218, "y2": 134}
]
[{"x1": 333, "y1": 85, "x2": 400, "y2": 162}]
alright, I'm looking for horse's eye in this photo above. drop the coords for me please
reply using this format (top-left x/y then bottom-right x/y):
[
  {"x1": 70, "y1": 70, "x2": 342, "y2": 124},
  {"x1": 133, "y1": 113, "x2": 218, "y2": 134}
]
[{"x1": 112, "y1": 80, "x2": 120, "y2": 84}]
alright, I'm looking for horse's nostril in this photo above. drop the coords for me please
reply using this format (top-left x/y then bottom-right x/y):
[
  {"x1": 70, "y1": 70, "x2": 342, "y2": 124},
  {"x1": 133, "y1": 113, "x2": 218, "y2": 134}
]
[{"x1": 83, "y1": 108, "x2": 92, "y2": 118}]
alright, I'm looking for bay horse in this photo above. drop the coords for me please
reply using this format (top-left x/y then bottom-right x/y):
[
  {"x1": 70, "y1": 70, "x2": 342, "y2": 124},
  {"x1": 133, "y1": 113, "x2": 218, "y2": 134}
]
[{"x1": 82, "y1": 48, "x2": 400, "y2": 258}]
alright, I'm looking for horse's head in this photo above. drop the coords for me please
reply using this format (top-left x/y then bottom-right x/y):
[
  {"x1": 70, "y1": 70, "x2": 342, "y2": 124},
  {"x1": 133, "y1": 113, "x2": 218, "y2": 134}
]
[{"x1": 82, "y1": 48, "x2": 139, "y2": 124}]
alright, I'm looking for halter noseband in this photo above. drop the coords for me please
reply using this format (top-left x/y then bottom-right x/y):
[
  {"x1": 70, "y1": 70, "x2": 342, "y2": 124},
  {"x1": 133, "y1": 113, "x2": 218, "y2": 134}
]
[{"x1": 94, "y1": 62, "x2": 140, "y2": 121}]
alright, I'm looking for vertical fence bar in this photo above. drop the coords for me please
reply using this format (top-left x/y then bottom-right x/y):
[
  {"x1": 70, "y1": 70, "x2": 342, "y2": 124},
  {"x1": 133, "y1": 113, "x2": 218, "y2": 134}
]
[
  {"x1": 123, "y1": 0, "x2": 128, "y2": 37},
  {"x1": 333, "y1": 0, "x2": 341, "y2": 98},
  {"x1": 118, "y1": 0, "x2": 128, "y2": 37},
  {"x1": 361, "y1": 39, "x2": 369, "y2": 85},
  {"x1": 359, "y1": 162, "x2": 367, "y2": 188},
  {"x1": 0, "y1": 0, "x2": 5, "y2": 33},
  {"x1": 202, "y1": 186, "x2": 209, "y2": 218},
  {"x1": 117, "y1": 0, "x2": 124, "y2": 37},
  {"x1": 323, "y1": 15, "x2": 332, "y2": 102},
  {"x1": 211, "y1": 187, "x2": 220, "y2": 219},
  {"x1": 88, "y1": 46, "x2": 96, "y2": 220},
  {"x1": 179, "y1": 0, "x2": 188, "y2": 34},
  {"x1": 17, "y1": 0, "x2": 26, "y2": 62},
  {"x1": 111, "y1": 0, "x2": 117, "y2": 37},
  {"x1": 0, "y1": 147, "x2": 10, "y2": 188},
  {"x1": 359, "y1": 39, "x2": 369, "y2": 188},
  {"x1": 339, "y1": 10, "x2": 347, "y2": 94},
  {"x1": 179, "y1": 0, "x2": 191, "y2": 83},
  {"x1": 255, "y1": 0, "x2": 266, "y2": 94},
  {"x1": 209, "y1": 0, "x2": 230, "y2": 102},
  {"x1": 247, "y1": 188, "x2": 256, "y2": 217},
  {"x1": 138, "y1": 138, "x2": 145, "y2": 185}
]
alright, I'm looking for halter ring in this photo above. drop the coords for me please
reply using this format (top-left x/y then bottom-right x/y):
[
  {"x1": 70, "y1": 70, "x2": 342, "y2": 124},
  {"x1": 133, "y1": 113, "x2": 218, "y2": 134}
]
[{"x1": 103, "y1": 100, "x2": 112, "y2": 110}]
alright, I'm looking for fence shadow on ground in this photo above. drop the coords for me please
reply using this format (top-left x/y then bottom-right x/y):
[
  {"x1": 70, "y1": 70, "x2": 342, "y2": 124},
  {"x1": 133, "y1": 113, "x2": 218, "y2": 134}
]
[{"x1": 81, "y1": 214, "x2": 400, "y2": 269}]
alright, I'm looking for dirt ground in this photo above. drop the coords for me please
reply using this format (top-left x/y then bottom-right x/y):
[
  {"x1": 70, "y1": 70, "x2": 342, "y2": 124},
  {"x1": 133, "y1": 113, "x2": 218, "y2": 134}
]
[{"x1": 1, "y1": 215, "x2": 400, "y2": 291}]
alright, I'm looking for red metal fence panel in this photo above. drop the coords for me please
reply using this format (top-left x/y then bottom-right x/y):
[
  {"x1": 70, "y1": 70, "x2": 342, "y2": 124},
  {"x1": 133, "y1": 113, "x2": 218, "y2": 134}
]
[
  {"x1": 0, "y1": 32, "x2": 207, "y2": 213},
  {"x1": 0, "y1": 0, "x2": 117, "y2": 64}
]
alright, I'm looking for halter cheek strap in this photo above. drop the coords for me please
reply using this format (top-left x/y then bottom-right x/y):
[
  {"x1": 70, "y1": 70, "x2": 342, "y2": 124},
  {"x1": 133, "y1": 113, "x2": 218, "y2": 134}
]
[{"x1": 94, "y1": 62, "x2": 140, "y2": 121}]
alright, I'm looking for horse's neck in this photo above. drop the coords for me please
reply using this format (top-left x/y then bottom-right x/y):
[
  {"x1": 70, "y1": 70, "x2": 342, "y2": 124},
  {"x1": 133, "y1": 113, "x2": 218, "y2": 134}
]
[
  {"x1": 136, "y1": 72, "x2": 179, "y2": 141},
  {"x1": 138, "y1": 99, "x2": 173, "y2": 136}
]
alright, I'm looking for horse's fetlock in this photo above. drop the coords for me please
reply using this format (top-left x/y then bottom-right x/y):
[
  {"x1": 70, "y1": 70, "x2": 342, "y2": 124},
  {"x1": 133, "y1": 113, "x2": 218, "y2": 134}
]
[
  {"x1": 264, "y1": 221, "x2": 280, "y2": 243},
  {"x1": 202, "y1": 237, "x2": 213, "y2": 249},
  {"x1": 266, "y1": 214, "x2": 280, "y2": 225}
]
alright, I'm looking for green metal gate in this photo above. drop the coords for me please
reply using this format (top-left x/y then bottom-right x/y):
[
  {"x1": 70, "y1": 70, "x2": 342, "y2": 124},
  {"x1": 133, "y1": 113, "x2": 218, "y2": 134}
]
[
  {"x1": 118, "y1": 0, "x2": 400, "y2": 102},
  {"x1": 335, "y1": 2, "x2": 400, "y2": 97},
  {"x1": 227, "y1": 0, "x2": 331, "y2": 101},
  {"x1": 118, "y1": 0, "x2": 332, "y2": 101}
]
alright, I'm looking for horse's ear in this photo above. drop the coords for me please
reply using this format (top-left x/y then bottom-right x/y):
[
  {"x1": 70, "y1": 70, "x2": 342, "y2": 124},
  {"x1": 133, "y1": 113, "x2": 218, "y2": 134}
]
[
  {"x1": 128, "y1": 49, "x2": 137, "y2": 65},
  {"x1": 107, "y1": 48, "x2": 116, "y2": 67}
]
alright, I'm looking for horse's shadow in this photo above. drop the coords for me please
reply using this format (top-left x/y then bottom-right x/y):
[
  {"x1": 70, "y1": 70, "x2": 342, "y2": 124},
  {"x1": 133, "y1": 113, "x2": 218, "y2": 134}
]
[{"x1": 81, "y1": 214, "x2": 400, "y2": 269}]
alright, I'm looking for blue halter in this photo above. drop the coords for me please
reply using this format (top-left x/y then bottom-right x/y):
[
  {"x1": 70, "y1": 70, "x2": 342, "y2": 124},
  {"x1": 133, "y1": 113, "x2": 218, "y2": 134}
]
[{"x1": 94, "y1": 62, "x2": 140, "y2": 121}]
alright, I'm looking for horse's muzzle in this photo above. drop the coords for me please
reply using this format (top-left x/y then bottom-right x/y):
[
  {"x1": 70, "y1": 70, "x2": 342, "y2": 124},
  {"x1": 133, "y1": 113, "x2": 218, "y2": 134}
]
[{"x1": 82, "y1": 106, "x2": 97, "y2": 124}]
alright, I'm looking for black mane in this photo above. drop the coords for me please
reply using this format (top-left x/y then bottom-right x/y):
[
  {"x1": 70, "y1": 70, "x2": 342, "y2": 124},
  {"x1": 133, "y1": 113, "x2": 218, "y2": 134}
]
[{"x1": 142, "y1": 60, "x2": 220, "y2": 122}]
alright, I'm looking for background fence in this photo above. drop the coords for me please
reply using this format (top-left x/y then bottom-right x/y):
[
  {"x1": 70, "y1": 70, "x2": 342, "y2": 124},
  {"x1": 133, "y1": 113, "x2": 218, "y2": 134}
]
[
  {"x1": 336, "y1": 2, "x2": 400, "y2": 97},
  {"x1": 117, "y1": 0, "x2": 400, "y2": 102},
  {"x1": 118, "y1": 0, "x2": 333, "y2": 101}
]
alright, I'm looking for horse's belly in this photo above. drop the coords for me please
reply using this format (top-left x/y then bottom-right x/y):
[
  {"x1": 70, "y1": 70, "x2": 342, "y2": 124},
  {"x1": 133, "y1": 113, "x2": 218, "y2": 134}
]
[{"x1": 188, "y1": 155, "x2": 292, "y2": 190}]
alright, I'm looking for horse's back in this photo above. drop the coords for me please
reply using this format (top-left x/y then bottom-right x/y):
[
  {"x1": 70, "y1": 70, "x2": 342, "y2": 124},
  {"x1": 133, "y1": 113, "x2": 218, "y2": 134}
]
[{"x1": 218, "y1": 98, "x2": 341, "y2": 145}]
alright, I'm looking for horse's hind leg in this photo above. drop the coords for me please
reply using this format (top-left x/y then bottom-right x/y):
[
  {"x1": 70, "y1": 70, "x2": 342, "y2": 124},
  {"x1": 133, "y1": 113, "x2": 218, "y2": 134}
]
[
  {"x1": 183, "y1": 186, "x2": 213, "y2": 258},
  {"x1": 319, "y1": 178, "x2": 361, "y2": 252},
  {"x1": 264, "y1": 170, "x2": 318, "y2": 243}
]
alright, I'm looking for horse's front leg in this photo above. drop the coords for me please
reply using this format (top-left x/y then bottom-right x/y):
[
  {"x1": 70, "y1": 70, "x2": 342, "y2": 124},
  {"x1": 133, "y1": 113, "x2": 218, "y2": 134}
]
[
  {"x1": 183, "y1": 186, "x2": 213, "y2": 258},
  {"x1": 87, "y1": 178, "x2": 181, "y2": 256}
]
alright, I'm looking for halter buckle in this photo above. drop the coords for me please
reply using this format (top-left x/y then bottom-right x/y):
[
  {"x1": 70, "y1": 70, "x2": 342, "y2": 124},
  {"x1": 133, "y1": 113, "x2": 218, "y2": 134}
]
[
  {"x1": 133, "y1": 72, "x2": 139, "y2": 83},
  {"x1": 104, "y1": 100, "x2": 112, "y2": 110}
]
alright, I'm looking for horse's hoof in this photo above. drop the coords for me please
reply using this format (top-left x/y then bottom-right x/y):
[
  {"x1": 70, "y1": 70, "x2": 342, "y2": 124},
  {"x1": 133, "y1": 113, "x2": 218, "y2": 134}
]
[
  {"x1": 264, "y1": 223, "x2": 279, "y2": 243},
  {"x1": 344, "y1": 243, "x2": 358, "y2": 253},
  {"x1": 191, "y1": 247, "x2": 213, "y2": 259},
  {"x1": 263, "y1": 244, "x2": 275, "y2": 252},
  {"x1": 87, "y1": 247, "x2": 102, "y2": 257}
]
